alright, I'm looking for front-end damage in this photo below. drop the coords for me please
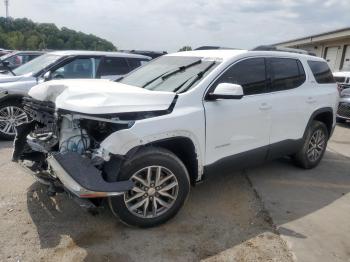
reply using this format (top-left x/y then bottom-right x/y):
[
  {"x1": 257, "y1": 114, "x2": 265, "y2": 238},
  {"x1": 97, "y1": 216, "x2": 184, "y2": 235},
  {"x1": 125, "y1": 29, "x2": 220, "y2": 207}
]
[{"x1": 13, "y1": 97, "x2": 139, "y2": 199}]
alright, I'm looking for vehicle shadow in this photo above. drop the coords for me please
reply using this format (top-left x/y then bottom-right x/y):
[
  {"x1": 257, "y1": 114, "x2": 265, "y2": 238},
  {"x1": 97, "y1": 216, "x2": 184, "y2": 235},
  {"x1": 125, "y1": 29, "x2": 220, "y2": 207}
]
[
  {"x1": 27, "y1": 169, "x2": 279, "y2": 261},
  {"x1": 26, "y1": 151, "x2": 350, "y2": 261}
]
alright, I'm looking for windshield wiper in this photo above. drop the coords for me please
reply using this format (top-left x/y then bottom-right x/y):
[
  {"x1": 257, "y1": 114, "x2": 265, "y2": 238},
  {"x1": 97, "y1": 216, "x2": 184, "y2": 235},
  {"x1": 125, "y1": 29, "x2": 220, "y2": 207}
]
[
  {"x1": 142, "y1": 59, "x2": 202, "y2": 88},
  {"x1": 174, "y1": 61, "x2": 216, "y2": 93}
]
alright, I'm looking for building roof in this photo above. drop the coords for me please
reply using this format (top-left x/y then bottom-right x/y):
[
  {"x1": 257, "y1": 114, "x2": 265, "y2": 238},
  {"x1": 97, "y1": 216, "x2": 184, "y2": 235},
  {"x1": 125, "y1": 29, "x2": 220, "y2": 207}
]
[{"x1": 274, "y1": 27, "x2": 350, "y2": 46}]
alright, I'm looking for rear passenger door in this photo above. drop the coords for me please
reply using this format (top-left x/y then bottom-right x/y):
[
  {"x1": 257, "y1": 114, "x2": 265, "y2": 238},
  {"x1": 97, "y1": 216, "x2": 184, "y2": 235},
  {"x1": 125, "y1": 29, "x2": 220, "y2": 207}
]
[{"x1": 267, "y1": 57, "x2": 308, "y2": 157}]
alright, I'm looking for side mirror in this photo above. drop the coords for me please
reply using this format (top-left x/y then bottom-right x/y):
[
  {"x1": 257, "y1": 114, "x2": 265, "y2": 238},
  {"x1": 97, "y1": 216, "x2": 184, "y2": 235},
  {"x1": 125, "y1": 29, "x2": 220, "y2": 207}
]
[
  {"x1": 207, "y1": 83, "x2": 244, "y2": 100},
  {"x1": 43, "y1": 71, "x2": 51, "y2": 81}
]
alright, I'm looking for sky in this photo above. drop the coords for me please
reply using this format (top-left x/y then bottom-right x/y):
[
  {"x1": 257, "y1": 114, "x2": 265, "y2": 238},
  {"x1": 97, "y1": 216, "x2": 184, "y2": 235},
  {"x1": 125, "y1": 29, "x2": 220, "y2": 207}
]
[{"x1": 4, "y1": 0, "x2": 350, "y2": 52}]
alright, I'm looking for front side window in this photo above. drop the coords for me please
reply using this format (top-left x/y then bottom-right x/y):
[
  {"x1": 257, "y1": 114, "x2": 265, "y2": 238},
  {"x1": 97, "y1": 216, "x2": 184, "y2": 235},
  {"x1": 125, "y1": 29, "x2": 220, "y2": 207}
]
[
  {"x1": 51, "y1": 58, "x2": 99, "y2": 79},
  {"x1": 307, "y1": 61, "x2": 335, "y2": 84},
  {"x1": 269, "y1": 58, "x2": 306, "y2": 92},
  {"x1": 213, "y1": 58, "x2": 267, "y2": 95}
]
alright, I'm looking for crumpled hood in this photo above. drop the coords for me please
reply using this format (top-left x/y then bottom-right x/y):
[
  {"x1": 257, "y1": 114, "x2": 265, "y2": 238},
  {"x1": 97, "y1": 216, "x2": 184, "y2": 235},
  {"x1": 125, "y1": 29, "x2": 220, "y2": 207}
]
[{"x1": 28, "y1": 79, "x2": 176, "y2": 114}]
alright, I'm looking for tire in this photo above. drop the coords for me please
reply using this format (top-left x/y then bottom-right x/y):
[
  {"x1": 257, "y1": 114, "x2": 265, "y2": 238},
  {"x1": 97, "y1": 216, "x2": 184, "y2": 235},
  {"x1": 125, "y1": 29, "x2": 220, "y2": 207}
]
[
  {"x1": 293, "y1": 121, "x2": 328, "y2": 169},
  {"x1": 108, "y1": 147, "x2": 190, "y2": 228},
  {"x1": 0, "y1": 100, "x2": 29, "y2": 140}
]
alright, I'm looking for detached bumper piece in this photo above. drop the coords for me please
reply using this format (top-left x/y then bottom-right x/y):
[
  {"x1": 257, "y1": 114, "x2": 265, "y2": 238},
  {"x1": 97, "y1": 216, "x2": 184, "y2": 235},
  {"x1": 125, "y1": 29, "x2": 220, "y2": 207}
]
[{"x1": 47, "y1": 152, "x2": 133, "y2": 198}]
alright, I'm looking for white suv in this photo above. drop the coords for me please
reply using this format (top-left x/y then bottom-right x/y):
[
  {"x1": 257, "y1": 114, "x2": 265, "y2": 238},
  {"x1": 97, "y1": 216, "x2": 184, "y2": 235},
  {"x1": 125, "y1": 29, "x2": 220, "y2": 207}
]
[{"x1": 13, "y1": 48, "x2": 339, "y2": 227}]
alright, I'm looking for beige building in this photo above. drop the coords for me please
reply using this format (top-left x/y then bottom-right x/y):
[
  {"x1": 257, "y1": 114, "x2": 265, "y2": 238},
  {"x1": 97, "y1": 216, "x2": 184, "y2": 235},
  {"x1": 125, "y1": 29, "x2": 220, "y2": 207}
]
[{"x1": 274, "y1": 27, "x2": 350, "y2": 72}]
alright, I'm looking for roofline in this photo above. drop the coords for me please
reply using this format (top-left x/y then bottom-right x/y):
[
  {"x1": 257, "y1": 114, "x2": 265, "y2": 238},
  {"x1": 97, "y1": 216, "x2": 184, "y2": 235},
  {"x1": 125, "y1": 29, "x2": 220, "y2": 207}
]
[{"x1": 273, "y1": 27, "x2": 350, "y2": 46}]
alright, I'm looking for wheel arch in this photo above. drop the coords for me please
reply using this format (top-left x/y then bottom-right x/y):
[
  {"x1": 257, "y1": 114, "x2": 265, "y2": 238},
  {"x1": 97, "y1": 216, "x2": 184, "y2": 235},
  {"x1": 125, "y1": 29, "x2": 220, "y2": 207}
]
[
  {"x1": 0, "y1": 94, "x2": 25, "y2": 105},
  {"x1": 305, "y1": 107, "x2": 334, "y2": 139},
  {"x1": 125, "y1": 136, "x2": 201, "y2": 186}
]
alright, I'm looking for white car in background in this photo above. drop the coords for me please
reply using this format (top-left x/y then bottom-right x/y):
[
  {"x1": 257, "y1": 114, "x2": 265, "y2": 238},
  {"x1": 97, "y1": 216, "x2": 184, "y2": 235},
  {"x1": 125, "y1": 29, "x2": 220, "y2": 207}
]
[
  {"x1": 13, "y1": 48, "x2": 338, "y2": 227},
  {"x1": 333, "y1": 71, "x2": 350, "y2": 91},
  {"x1": 0, "y1": 51, "x2": 150, "y2": 139}
]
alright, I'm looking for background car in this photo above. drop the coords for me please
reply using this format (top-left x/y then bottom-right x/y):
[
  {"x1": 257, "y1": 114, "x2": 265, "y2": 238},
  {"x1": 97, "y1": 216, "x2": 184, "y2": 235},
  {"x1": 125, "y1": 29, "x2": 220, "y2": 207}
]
[
  {"x1": 333, "y1": 71, "x2": 350, "y2": 91},
  {"x1": 337, "y1": 88, "x2": 350, "y2": 123},
  {"x1": 0, "y1": 50, "x2": 151, "y2": 140},
  {"x1": 0, "y1": 51, "x2": 45, "y2": 72}
]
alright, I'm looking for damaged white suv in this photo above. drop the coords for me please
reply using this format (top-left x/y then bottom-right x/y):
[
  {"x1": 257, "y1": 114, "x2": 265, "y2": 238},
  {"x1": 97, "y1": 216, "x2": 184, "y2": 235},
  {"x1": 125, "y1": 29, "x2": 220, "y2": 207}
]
[{"x1": 13, "y1": 48, "x2": 339, "y2": 227}]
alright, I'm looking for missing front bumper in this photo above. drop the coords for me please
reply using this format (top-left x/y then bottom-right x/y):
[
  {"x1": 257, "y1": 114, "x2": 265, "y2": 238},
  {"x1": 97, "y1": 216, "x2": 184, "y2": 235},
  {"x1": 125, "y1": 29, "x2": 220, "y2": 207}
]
[{"x1": 47, "y1": 152, "x2": 133, "y2": 198}]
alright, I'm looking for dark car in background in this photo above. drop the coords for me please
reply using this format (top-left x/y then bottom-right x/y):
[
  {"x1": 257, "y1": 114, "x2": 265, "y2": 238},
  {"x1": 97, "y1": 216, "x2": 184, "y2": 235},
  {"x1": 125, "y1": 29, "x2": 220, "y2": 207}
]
[
  {"x1": 120, "y1": 50, "x2": 167, "y2": 59},
  {"x1": 337, "y1": 88, "x2": 350, "y2": 123},
  {"x1": 0, "y1": 51, "x2": 45, "y2": 72},
  {"x1": 0, "y1": 50, "x2": 151, "y2": 139}
]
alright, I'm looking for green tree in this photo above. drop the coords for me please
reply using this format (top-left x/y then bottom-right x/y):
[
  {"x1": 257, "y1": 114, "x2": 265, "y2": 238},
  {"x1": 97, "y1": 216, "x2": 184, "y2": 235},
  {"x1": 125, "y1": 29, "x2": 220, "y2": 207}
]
[
  {"x1": 0, "y1": 17, "x2": 117, "y2": 51},
  {"x1": 178, "y1": 46, "x2": 192, "y2": 52}
]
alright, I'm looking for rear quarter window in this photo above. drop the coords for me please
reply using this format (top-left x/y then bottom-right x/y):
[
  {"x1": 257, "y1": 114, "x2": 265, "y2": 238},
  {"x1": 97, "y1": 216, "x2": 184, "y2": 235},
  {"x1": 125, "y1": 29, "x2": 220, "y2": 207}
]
[{"x1": 307, "y1": 61, "x2": 335, "y2": 84}]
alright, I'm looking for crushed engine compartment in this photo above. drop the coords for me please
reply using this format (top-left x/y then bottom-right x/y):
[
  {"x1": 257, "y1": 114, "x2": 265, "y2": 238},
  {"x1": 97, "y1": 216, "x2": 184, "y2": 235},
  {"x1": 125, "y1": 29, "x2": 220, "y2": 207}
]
[{"x1": 12, "y1": 97, "x2": 138, "y2": 198}]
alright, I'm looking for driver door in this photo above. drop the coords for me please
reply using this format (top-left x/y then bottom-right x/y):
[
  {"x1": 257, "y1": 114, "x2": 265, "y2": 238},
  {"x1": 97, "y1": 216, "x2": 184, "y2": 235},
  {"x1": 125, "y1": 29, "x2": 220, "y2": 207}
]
[{"x1": 204, "y1": 57, "x2": 272, "y2": 168}]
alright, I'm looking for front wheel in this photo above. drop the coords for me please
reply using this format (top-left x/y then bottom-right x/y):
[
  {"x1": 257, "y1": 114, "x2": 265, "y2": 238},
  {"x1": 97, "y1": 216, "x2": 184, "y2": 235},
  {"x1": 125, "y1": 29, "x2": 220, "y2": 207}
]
[
  {"x1": 293, "y1": 121, "x2": 328, "y2": 169},
  {"x1": 0, "y1": 100, "x2": 29, "y2": 140},
  {"x1": 108, "y1": 147, "x2": 190, "y2": 227}
]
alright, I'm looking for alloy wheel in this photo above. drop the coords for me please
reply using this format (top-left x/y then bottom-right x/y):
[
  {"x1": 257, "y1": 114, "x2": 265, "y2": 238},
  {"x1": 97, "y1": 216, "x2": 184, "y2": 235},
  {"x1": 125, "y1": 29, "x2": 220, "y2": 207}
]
[
  {"x1": 124, "y1": 166, "x2": 179, "y2": 218},
  {"x1": 307, "y1": 129, "x2": 326, "y2": 162},
  {"x1": 0, "y1": 106, "x2": 28, "y2": 136}
]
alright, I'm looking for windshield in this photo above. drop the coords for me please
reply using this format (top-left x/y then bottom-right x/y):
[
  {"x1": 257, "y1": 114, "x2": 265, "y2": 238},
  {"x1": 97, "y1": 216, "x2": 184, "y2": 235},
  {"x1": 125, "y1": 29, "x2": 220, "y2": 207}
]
[
  {"x1": 0, "y1": 52, "x2": 16, "y2": 61},
  {"x1": 13, "y1": 53, "x2": 62, "y2": 76},
  {"x1": 119, "y1": 56, "x2": 219, "y2": 93}
]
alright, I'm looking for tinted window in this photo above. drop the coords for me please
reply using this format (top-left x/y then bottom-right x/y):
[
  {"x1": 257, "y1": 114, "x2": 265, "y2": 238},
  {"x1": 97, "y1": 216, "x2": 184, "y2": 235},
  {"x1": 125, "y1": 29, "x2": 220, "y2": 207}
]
[
  {"x1": 98, "y1": 57, "x2": 130, "y2": 76},
  {"x1": 334, "y1": 76, "x2": 346, "y2": 83},
  {"x1": 126, "y1": 58, "x2": 148, "y2": 71},
  {"x1": 269, "y1": 58, "x2": 306, "y2": 91},
  {"x1": 213, "y1": 58, "x2": 267, "y2": 95},
  {"x1": 307, "y1": 61, "x2": 335, "y2": 84}
]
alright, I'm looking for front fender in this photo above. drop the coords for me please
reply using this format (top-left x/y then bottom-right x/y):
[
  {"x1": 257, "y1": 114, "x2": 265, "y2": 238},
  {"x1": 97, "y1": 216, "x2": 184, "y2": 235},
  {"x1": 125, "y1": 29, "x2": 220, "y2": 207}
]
[{"x1": 100, "y1": 129, "x2": 204, "y2": 179}]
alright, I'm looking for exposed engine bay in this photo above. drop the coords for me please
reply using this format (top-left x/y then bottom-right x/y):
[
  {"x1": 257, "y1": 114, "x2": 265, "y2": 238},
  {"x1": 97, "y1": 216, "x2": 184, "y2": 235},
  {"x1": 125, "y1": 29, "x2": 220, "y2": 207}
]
[{"x1": 12, "y1": 97, "x2": 147, "y2": 199}]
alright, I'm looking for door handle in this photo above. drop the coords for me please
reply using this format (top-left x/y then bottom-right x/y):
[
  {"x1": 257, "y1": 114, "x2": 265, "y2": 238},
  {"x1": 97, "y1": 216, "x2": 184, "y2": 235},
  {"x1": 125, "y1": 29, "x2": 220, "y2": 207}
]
[
  {"x1": 307, "y1": 97, "x2": 316, "y2": 104},
  {"x1": 259, "y1": 102, "x2": 272, "y2": 110}
]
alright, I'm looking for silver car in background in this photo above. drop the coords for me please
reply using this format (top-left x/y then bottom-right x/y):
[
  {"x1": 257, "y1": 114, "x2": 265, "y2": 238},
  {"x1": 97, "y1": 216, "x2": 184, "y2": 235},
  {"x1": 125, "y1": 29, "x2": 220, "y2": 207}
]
[{"x1": 0, "y1": 50, "x2": 151, "y2": 139}]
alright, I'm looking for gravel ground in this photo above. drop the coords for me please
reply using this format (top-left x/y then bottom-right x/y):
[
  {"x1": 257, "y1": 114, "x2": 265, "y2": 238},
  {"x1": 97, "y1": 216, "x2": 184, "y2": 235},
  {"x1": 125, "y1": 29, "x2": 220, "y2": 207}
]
[{"x1": 0, "y1": 140, "x2": 293, "y2": 262}]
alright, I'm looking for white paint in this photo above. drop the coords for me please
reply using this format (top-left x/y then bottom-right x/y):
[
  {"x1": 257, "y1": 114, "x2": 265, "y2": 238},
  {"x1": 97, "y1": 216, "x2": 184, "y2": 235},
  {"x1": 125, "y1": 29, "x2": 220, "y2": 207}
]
[{"x1": 29, "y1": 79, "x2": 176, "y2": 114}]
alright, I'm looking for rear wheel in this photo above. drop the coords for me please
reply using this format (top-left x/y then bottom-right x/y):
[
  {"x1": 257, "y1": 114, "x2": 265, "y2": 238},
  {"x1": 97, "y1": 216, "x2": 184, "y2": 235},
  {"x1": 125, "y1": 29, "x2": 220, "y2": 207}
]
[
  {"x1": 108, "y1": 147, "x2": 190, "y2": 227},
  {"x1": 293, "y1": 121, "x2": 328, "y2": 169},
  {"x1": 0, "y1": 100, "x2": 28, "y2": 140}
]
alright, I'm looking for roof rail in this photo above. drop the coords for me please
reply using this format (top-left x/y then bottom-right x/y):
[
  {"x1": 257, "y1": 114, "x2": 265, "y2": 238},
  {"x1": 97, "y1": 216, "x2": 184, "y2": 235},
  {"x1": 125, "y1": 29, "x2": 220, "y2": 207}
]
[
  {"x1": 251, "y1": 45, "x2": 316, "y2": 56},
  {"x1": 194, "y1": 46, "x2": 239, "y2": 50}
]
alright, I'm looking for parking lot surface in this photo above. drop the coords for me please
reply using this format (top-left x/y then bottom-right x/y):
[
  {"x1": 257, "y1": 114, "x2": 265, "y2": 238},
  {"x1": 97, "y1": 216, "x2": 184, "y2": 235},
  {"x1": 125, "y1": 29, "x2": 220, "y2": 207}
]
[{"x1": 0, "y1": 125, "x2": 349, "y2": 262}]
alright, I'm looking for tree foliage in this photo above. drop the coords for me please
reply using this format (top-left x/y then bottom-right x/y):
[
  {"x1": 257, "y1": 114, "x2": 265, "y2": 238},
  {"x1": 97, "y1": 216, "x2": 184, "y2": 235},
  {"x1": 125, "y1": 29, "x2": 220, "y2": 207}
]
[
  {"x1": 0, "y1": 17, "x2": 117, "y2": 51},
  {"x1": 178, "y1": 46, "x2": 192, "y2": 52}
]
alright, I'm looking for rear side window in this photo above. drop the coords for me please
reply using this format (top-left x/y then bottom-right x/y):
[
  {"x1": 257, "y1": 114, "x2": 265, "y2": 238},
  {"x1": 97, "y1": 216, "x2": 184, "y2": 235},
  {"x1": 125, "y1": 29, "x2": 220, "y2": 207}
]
[
  {"x1": 126, "y1": 58, "x2": 149, "y2": 71},
  {"x1": 213, "y1": 58, "x2": 267, "y2": 95},
  {"x1": 307, "y1": 61, "x2": 335, "y2": 84},
  {"x1": 98, "y1": 57, "x2": 130, "y2": 76},
  {"x1": 269, "y1": 58, "x2": 306, "y2": 92}
]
